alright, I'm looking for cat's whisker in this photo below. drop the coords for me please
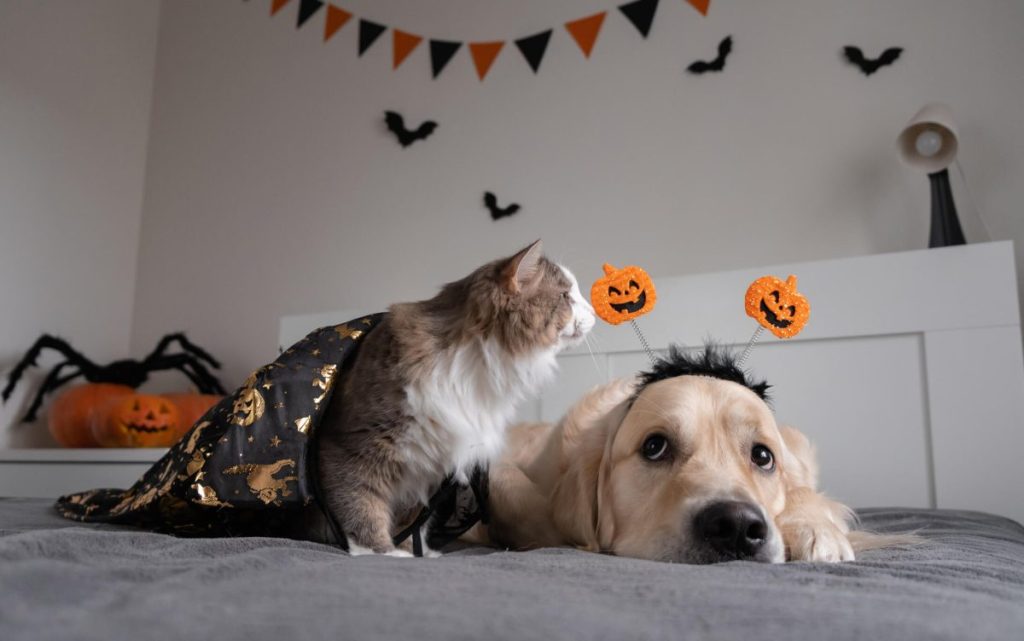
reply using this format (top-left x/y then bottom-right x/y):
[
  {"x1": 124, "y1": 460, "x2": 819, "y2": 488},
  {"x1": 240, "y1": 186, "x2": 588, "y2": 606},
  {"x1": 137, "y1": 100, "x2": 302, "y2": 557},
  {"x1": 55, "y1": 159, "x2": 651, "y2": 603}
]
[{"x1": 583, "y1": 335, "x2": 605, "y2": 381}]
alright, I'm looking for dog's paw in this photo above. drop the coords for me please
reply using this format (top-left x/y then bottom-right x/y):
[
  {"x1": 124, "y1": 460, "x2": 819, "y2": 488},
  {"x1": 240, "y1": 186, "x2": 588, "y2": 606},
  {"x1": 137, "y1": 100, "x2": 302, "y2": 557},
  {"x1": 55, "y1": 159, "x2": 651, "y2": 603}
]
[
  {"x1": 786, "y1": 521, "x2": 855, "y2": 563},
  {"x1": 384, "y1": 549, "x2": 414, "y2": 558}
]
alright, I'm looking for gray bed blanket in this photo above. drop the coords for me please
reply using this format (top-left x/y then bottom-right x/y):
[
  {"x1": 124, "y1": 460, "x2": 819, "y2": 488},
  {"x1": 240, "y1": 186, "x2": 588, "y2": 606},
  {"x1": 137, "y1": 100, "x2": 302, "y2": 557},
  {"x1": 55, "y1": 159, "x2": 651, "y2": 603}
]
[{"x1": 1, "y1": 499, "x2": 1022, "y2": 641}]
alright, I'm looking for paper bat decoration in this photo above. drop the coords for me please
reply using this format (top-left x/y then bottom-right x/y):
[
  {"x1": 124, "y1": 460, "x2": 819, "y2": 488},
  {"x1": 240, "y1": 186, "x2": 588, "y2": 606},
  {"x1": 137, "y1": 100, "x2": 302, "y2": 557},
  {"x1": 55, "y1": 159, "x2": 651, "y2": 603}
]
[
  {"x1": 383, "y1": 111, "x2": 438, "y2": 147},
  {"x1": 484, "y1": 192, "x2": 520, "y2": 220},
  {"x1": 842, "y1": 46, "x2": 903, "y2": 76},
  {"x1": 687, "y1": 36, "x2": 732, "y2": 74}
]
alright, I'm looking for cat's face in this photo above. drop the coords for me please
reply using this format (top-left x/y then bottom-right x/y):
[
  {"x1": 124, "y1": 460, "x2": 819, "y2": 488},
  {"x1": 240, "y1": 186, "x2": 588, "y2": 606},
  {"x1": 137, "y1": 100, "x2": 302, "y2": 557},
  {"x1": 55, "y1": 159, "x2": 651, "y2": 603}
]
[{"x1": 470, "y1": 240, "x2": 595, "y2": 356}]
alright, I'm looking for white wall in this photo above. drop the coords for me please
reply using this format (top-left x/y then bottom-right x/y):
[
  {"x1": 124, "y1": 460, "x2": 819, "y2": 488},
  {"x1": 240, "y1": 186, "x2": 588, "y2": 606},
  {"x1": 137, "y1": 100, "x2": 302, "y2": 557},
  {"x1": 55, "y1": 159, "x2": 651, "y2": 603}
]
[
  {"x1": 131, "y1": 0, "x2": 1024, "y2": 390},
  {"x1": 0, "y1": 0, "x2": 160, "y2": 446}
]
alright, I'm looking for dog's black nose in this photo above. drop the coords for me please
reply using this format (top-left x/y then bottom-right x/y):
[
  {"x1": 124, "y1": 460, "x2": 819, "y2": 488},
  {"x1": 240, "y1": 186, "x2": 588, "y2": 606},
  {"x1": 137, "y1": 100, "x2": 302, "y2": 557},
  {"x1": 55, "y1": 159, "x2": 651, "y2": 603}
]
[{"x1": 694, "y1": 501, "x2": 768, "y2": 560}]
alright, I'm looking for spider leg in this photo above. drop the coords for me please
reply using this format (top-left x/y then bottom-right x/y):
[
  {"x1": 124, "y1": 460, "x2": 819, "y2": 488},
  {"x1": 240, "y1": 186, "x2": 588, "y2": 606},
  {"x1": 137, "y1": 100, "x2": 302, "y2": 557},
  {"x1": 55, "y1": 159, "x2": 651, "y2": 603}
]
[
  {"x1": 3, "y1": 335, "x2": 96, "y2": 402},
  {"x1": 145, "y1": 355, "x2": 227, "y2": 395},
  {"x1": 175, "y1": 357, "x2": 228, "y2": 395},
  {"x1": 145, "y1": 333, "x2": 222, "y2": 369},
  {"x1": 21, "y1": 363, "x2": 82, "y2": 422}
]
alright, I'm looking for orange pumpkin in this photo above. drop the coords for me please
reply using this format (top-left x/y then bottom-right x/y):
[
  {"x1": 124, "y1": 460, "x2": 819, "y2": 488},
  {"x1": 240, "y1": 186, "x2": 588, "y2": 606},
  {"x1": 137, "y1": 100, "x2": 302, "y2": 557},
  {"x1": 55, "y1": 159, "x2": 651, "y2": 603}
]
[
  {"x1": 91, "y1": 394, "x2": 182, "y2": 448},
  {"x1": 162, "y1": 393, "x2": 222, "y2": 436},
  {"x1": 744, "y1": 274, "x2": 810, "y2": 339},
  {"x1": 47, "y1": 383, "x2": 135, "y2": 448},
  {"x1": 590, "y1": 263, "x2": 657, "y2": 325}
]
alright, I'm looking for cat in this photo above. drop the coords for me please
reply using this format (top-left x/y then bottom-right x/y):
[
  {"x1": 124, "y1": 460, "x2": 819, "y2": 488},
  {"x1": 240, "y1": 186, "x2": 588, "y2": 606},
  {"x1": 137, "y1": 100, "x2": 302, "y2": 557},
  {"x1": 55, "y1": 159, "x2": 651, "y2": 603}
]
[{"x1": 317, "y1": 240, "x2": 595, "y2": 556}]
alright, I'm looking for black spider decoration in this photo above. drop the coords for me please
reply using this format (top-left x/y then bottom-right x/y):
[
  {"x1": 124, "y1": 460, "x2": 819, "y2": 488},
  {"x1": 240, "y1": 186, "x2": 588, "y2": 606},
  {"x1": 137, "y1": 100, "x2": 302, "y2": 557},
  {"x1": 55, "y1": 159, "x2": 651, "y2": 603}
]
[{"x1": 2, "y1": 333, "x2": 227, "y2": 422}]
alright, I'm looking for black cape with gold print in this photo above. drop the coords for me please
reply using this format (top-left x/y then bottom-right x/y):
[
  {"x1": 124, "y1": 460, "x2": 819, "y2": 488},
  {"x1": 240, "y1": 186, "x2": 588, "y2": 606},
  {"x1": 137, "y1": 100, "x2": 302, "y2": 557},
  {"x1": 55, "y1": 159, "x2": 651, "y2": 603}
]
[{"x1": 55, "y1": 315, "x2": 488, "y2": 551}]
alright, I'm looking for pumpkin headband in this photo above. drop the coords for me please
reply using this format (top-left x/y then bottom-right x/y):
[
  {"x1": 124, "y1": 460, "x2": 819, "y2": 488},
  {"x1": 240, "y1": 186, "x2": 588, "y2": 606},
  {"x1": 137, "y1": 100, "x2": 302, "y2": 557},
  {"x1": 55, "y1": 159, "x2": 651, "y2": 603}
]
[
  {"x1": 590, "y1": 263, "x2": 658, "y2": 363},
  {"x1": 591, "y1": 262, "x2": 811, "y2": 370},
  {"x1": 737, "y1": 274, "x2": 811, "y2": 366}
]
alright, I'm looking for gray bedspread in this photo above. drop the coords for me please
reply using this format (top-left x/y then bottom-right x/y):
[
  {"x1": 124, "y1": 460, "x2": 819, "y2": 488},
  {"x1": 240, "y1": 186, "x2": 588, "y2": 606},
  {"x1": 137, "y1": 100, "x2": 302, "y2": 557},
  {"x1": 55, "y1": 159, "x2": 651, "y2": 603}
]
[{"x1": 1, "y1": 499, "x2": 1022, "y2": 641}]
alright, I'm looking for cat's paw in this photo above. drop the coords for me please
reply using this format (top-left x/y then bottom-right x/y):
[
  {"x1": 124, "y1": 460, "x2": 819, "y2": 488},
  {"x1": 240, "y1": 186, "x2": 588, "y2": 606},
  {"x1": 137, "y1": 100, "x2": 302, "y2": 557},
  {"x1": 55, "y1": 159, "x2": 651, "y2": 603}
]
[
  {"x1": 786, "y1": 520, "x2": 855, "y2": 563},
  {"x1": 346, "y1": 542, "x2": 378, "y2": 557},
  {"x1": 347, "y1": 543, "x2": 413, "y2": 558}
]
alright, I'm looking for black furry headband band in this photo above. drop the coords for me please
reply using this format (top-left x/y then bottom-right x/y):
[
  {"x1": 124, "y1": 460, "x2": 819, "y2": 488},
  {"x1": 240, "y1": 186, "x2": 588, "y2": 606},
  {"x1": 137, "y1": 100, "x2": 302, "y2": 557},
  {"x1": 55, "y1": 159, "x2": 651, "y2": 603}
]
[{"x1": 635, "y1": 344, "x2": 770, "y2": 402}]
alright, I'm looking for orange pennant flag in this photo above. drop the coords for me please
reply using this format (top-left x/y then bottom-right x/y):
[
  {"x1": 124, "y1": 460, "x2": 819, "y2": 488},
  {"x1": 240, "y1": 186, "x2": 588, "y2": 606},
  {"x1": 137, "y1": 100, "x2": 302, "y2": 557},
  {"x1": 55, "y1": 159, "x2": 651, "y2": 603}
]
[
  {"x1": 393, "y1": 30, "x2": 424, "y2": 69},
  {"x1": 324, "y1": 5, "x2": 352, "y2": 42},
  {"x1": 469, "y1": 41, "x2": 504, "y2": 80},
  {"x1": 686, "y1": 0, "x2": 711, "y2": 16},
  {"x1": 565, "y1": 12, "x2": 606, "y2": 58},
  {"x1": 270, "y1": 0, "x2": 293, "y2": 17}
]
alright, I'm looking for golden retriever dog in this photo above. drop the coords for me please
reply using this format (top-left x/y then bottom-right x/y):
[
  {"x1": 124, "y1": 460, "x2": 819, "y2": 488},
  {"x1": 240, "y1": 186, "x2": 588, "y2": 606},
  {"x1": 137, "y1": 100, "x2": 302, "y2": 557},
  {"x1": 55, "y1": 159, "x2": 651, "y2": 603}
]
[{"x1": 471, "y1": 346, "x2": 897, "y2": 563}]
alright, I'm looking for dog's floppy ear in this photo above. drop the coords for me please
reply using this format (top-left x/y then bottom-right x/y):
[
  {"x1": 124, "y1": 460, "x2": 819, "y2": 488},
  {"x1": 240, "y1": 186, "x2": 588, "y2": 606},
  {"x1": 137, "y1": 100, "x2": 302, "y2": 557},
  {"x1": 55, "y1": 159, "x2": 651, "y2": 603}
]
[
  {"x1": 778, "y1": 425, "x2": 819, "y2": 491},
  {"x1": 594, "y1": 413, "x2": 623, "y2": 551},
  {"x1": 548, "y1": 379, "x2": 634, "y2": 551}
]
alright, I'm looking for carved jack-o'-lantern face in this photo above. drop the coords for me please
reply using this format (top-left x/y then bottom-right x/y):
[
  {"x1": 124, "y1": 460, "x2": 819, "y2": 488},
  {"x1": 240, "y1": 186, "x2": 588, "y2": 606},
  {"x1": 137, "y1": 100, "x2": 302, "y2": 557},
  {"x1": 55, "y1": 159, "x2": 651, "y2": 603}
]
[
  {"x1": 92, "y1": 394, "x2": 182, "y2": 448},
  {"x1": 745, "y1": 274, "x2": 810, "y2": 339},
  {"x1": 231, "y1": 373, "x2": 265, "y2": 427},
  {"x1": 591, "y1": 264, "x2": 657, "y2": 325}
]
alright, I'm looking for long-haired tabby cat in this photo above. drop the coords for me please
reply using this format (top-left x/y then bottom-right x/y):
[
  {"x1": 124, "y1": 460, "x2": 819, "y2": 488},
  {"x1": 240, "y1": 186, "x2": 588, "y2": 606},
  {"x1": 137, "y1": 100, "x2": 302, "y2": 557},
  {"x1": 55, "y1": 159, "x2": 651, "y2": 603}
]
[{"x1": 317, "y1": 240, "x2": 595, "y2": 556}]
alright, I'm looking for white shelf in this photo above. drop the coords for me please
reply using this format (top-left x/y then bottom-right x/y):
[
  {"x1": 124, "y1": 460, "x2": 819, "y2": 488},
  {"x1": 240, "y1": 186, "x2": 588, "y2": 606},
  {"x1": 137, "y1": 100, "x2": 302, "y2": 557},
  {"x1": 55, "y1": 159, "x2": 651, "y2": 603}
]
[
  {"x1": 0, "y1": 448, "x2": 167, "y2": 463},
  {"x1": 0, "y1": 448, "x2": 167, "y2": 497}
]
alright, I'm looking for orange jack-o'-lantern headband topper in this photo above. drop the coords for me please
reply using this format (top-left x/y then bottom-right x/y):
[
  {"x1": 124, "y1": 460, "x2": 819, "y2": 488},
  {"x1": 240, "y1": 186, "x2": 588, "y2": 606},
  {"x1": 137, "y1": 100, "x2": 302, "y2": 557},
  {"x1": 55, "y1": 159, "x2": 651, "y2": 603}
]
[
  {"x1": 737, "y1": 274, "x2": 810, "y2": 366},
  {"x1": 591, "y1": 263, "x2": 658, "y2": 362},
  {"x1": 591, "y1": 263, "x2": 657, "y2": 325}
]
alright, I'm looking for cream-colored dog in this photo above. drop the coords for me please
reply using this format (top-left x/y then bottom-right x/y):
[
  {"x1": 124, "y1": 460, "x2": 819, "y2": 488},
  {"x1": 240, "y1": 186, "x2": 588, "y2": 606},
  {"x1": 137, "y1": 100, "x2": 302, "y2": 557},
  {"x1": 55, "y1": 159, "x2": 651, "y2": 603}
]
[{"x1": 472, "y1": 350, "x2": 896, "y2": 563}]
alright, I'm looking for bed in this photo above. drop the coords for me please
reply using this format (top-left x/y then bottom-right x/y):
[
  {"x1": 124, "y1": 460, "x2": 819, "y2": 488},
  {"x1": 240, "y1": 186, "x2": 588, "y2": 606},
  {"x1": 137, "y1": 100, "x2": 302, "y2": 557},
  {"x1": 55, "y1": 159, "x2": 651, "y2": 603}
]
[
  {"x1": 1, "y1": 499, "x2": 1022, "y2": 641},
  {"x1": 4, "y1": 244, "x2": 1024, "y2": 640}
]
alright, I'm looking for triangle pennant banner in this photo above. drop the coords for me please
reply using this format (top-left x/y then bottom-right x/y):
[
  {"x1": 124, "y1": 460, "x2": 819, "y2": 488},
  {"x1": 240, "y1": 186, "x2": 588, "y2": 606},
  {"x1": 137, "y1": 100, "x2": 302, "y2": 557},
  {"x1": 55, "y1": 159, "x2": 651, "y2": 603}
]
[
  {"x1": 469, "y1": 41, "x2": 505, "y2": 80},
  {"x1": 514, "y1": 30, "x2": 552, "y2": 73},
  {"x1": 686, "y1": 0, "x2": 711, "y2": 16},
  {"x1": 323, "y1": 4, "x2": 352, "y2": 42},
  {"x1": 270, "y1": 0, "x2": 292, "y2": 17},
  {"x1": 393, "y1": 30, "x2": 423, "y2": 69},
  {"x1": 619, "y1": 0, "x2": 659, "y2": 38},
  {"x1": 256, "y1": 3, "x2": 693, "y2": 78},
  {"x1": 296, "y1": 0, "x2": 323, "y2": 28},
  {"x1": 565, "y1": 12, "x2": 606, "y2": 58},
  {"x1": 429, "y1": 40, "x2": 462, "y2": 78},
  {"x1": 358, "y1": 19, "x2": 387, "y2": 56}
]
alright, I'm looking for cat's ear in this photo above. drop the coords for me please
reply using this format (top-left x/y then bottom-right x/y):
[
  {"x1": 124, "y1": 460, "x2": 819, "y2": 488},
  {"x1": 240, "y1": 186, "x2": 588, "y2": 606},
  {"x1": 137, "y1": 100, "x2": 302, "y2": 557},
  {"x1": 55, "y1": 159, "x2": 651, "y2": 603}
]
[{"x1": 501, "y1": 239, "x2": 544, "y2": 294}]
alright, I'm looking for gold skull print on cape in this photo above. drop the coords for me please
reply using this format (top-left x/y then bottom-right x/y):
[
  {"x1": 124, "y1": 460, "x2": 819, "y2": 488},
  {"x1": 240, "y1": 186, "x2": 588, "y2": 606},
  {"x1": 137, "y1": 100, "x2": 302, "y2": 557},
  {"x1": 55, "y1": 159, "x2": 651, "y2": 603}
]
[{"x1": 54, "y1": 315, "x2": 385, "y2": 537}]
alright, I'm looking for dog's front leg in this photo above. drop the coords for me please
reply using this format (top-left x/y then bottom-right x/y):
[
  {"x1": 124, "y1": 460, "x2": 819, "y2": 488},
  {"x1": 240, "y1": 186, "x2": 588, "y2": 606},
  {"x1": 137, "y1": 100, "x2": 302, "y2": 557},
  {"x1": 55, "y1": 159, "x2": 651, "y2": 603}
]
[{"x1": 776, "y1": 487, "x2": 855, "y2": 562}]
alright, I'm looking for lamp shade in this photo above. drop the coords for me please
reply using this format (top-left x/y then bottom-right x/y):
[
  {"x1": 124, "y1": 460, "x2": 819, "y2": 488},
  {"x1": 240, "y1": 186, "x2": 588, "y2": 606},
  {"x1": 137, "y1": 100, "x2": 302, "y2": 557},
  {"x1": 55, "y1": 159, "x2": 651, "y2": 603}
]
[{"x1": 897, "y1": 102, "x2": 959, "y2": 174}]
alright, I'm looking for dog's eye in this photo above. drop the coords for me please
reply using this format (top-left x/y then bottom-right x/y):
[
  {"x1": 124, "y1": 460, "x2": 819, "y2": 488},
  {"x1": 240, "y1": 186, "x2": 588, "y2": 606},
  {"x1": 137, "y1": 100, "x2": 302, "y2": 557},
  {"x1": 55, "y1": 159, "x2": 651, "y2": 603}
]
[
  {"x1": 751, "y1": 444, "x2": 775, "y2": 471},
  {"x1": 641, "y1": 435, "x2": 670, "y2": 462}
]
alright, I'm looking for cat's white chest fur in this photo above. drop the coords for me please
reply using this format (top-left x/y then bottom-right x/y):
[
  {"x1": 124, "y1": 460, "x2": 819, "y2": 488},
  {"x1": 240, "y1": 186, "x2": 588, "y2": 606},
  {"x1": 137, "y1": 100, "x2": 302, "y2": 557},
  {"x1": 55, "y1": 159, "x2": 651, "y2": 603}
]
[{"x1": 400, "y1": 338, "x2": 557, "y2": 501}]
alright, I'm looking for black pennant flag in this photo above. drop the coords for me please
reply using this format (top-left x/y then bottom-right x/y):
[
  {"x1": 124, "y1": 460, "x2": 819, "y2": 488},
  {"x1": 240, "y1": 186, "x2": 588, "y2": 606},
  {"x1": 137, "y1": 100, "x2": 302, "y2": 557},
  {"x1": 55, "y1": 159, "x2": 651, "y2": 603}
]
[
  {"x1": 296, "y1": 0, "x2": 323, "y2": 29},
  {"x1": 514, "y1": 30, "x2": 552, "y2": 73},
  {"x1": 618, "y1": 0, "x2": 659, "y2": 38},
  {"x1": 429, "y1": 40, "x2": 462, "y2": 78},
  {"x1": 358, "y1": 20, "x2": 386, "y2": 56}
]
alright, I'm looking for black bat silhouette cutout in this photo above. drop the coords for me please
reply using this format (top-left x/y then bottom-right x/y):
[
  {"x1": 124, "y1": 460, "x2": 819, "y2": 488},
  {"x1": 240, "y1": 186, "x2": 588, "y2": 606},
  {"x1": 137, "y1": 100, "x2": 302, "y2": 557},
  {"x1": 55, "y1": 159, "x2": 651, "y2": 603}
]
[
  {"x1": 384, "y1": 111, "x2": 437, "y2": 147},
  {"x1": 484, "y1": 192, "x2": 520, "y2": 220},
  {"x1": 687, "y1": 36, "x2": 732, "y2": 74},
  {"x1": 843, "y1": 46, "x2": 903, "y2": 76}
]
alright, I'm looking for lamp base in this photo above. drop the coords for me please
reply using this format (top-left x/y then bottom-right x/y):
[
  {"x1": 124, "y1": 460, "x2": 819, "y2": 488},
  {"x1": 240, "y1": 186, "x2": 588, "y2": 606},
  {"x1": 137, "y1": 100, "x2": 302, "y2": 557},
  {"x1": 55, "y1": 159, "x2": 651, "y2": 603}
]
[{"x1": 928, "y1": 168, "x2": 966, "y2": 248}]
